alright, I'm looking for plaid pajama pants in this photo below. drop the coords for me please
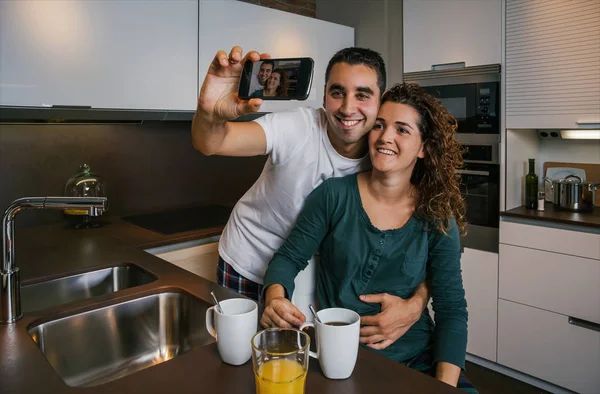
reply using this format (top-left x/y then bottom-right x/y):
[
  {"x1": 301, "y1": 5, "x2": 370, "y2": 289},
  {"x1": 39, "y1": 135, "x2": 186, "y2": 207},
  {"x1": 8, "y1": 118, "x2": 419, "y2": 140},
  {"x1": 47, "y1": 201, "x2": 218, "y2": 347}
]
[{"x1": 216, "y1": 256, "x2": 263, "y2": 302}]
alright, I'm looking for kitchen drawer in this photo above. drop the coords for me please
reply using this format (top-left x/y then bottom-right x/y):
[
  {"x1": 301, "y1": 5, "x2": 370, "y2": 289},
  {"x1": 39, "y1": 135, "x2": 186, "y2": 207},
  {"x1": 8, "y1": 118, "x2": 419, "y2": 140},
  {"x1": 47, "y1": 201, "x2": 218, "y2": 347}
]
[
  {"x1": 498, "y1": 300, "x2": 600, "y2": 394},
  {"x1": 155, "y1": 242, "x2": 219, "y2": 283},
  {"x1": 155, "y1": 242, "x2": 218, "y2": 262},
  {"x1": 173, "y1": 254, "x2": 219, "y2": 284},
  {"x1": 499, "y1": 244, "x2": 600, "y2": 324},
  {"x1": 500, "y1": 220, "x2": 600, "y2": 260}
]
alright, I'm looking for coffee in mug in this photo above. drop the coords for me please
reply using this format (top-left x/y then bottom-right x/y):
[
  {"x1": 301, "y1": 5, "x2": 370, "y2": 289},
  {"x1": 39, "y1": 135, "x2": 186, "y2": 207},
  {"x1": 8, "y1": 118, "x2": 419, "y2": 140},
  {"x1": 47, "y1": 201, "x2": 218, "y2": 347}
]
[
  {"x1": 324, "y1": 321, "x2": 349, "y2": 326},
  {"x1": 299, "y1": 308, "x2": 360, "y2": 379}
]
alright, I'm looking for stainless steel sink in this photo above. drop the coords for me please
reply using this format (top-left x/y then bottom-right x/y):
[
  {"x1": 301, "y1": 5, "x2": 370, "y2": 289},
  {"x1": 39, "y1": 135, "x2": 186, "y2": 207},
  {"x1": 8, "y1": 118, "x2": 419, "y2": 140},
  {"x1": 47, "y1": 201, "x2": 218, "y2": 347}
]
[
  {"x1": 21, "y1": 264, "x2": 157, "y2": 312},
  {"x1": 28, "y1": 291, "x2": 215, "y2": 387}
]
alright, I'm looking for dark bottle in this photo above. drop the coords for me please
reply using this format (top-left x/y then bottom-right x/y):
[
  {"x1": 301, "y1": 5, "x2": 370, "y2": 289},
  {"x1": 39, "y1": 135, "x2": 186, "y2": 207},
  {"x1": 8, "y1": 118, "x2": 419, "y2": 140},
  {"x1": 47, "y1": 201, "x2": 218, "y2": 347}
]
[{"x1": 525, "y1": 158, "x2": 538, "y2": 209}]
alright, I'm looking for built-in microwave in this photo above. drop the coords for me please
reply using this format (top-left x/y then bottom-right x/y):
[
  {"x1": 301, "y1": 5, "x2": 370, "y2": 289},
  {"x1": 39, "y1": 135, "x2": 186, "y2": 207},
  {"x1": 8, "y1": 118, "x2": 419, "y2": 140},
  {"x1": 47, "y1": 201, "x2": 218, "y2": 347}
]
[{"x1": 403, "y1": 64, "x2": 500, "y2": 135}]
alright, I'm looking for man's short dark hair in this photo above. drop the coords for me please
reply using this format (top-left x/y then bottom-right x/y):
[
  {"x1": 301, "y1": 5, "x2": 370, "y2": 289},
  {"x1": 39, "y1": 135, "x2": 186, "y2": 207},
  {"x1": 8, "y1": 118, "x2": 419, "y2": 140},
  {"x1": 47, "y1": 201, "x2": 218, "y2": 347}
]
[
  {"x1": 261, "y1": 60, "x2": 275, "y2": 69},
  {"x1": 325, "y1": 47, "x2": 386, "y2": 97}
]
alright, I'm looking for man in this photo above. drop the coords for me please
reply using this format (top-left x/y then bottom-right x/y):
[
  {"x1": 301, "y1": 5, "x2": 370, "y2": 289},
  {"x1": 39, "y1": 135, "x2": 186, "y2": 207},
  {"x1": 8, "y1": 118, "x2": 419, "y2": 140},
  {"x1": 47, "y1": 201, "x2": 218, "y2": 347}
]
[
  {"x1": 192, "y1": 46, "x2": 428, "y2": 345},
  {"x1": 248, "y1": 60, "x2": 274, "y2": 96}
]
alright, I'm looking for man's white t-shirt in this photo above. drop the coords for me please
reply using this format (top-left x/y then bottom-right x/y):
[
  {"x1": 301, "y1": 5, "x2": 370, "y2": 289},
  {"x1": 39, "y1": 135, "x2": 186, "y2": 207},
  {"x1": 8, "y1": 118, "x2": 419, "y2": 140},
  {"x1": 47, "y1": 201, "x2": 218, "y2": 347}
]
[{"x1": 218, "y1": 107, "x2": 370, "y2": 309}]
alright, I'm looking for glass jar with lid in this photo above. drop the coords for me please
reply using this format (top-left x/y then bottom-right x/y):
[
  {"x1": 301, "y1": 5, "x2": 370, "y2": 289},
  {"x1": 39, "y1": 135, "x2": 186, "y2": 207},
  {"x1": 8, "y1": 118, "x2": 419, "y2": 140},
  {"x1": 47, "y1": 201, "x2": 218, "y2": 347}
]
[{"x1": 64, "y1": 164, "x2": 107, "y2": 228}]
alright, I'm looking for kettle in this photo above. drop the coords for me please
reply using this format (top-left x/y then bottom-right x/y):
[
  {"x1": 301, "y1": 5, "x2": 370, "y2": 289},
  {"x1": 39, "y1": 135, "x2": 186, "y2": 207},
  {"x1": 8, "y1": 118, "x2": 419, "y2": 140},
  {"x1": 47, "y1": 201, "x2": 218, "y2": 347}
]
[{"x1": 64, "y1": 164, "x2": 107, "y2": 228}]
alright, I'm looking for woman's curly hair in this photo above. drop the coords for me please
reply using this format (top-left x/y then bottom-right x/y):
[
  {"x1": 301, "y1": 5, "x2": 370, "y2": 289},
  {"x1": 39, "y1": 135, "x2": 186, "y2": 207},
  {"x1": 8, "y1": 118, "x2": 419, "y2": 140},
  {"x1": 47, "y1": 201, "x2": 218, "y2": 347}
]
[
  {"x1": 270, "y1": 68, "x2": 289, "y2": 97},
  {"x1": 381, "y1": 83, "x2": 467, "y2": 235}
]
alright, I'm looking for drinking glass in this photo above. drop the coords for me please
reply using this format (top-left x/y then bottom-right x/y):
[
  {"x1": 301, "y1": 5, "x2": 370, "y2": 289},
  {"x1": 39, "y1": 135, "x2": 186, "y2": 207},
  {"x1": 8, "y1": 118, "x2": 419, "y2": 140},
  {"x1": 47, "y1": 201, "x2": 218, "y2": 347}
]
[{"x1": 251, "y1": 328, "x2": 310, "y2": 394}]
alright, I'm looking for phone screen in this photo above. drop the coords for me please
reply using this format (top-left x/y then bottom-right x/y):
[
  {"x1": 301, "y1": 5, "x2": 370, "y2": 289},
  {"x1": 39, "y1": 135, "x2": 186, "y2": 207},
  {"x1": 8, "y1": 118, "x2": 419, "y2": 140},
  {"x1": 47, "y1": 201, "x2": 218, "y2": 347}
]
[{"x1": 238, "y1": 57, "x2": 314, "y2": 101}]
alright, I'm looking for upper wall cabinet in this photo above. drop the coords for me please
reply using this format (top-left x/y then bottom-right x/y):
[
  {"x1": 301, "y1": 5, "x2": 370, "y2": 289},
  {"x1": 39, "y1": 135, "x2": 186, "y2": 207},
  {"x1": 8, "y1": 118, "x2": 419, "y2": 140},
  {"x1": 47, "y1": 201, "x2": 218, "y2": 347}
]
[
  {"x1": 0, "y1": 1, "x2": 198, "y2": 111},
  {"x1": 403, "y1": 0, "x2": 501, "y2": 73},
  {"x1": 505, "y1": 0, "x2": 600, "y2": 129},
  {"x1": 198, "y1": 0, "x2": 354, "y2": 113}
]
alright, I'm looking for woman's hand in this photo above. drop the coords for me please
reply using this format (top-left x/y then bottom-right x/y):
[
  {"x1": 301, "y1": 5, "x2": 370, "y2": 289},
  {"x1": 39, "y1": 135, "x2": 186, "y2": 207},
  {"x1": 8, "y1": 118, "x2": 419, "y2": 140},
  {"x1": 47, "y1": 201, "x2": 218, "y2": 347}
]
[
  {"x1": 358, "y1": 292, "x2": 423, "y2": 350},
  {"x1": 197, "y1": 46, "x2": 271, "y2": 123},
  {"x1": 260, "y1": 284, "x2": 306, "y2": 328}
]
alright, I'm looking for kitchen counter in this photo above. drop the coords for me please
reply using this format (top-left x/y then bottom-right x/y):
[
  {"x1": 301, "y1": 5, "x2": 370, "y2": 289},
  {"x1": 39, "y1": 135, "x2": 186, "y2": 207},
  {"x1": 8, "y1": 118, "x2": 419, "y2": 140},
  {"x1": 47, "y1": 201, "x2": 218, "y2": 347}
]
[
  {"x1": 1, "y1": 218, "x2": 462, "y2": 394},
  {"x1": 501, "y1": 203, "x2": 600, "y2": 229}
]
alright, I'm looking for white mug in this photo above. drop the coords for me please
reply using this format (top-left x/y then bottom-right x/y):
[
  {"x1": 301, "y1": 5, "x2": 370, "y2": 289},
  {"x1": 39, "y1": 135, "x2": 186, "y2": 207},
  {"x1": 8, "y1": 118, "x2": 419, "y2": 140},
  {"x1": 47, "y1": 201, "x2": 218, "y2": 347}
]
[
  {"x1": 299, "y1": 307, "x2": 360, "y2": 379},
  {"x1": 205, "y1": 298, "x2": 258, "y2": 365}
]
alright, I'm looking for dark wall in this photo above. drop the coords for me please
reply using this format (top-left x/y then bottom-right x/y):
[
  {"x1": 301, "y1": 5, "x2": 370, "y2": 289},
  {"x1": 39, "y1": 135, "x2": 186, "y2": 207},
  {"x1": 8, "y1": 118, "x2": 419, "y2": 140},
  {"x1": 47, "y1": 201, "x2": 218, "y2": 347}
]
[{"x1": 0, "y1": 122, "x2": 267, "y2": 228}]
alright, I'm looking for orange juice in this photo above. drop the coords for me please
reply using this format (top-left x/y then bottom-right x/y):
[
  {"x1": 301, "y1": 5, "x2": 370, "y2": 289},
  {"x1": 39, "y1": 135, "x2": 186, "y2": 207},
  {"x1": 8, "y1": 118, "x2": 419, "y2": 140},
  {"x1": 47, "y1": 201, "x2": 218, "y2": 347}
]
[{"x1": 255, "y1": 358, "x2": 307, "y2": 394}]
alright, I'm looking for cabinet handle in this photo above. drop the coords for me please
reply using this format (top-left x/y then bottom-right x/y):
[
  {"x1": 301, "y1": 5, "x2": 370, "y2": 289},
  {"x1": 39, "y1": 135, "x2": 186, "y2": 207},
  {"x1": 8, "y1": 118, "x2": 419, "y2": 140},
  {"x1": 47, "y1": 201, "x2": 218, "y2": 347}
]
[
  {"x1": 51, "y1": 105, "x2": 92, "y2": 109},
  {"x1": 576, "y1": 121, "x2": 600, "y2": 128},
  {"x1": 431, "y1": 62, "x2": 465, "y2": 71},
  {"x1": 456, "y1": 169, "x2": 490, "y2": 176},
  {"x1": 568, "y1": 316, "x2": 600, "y2": 332}
]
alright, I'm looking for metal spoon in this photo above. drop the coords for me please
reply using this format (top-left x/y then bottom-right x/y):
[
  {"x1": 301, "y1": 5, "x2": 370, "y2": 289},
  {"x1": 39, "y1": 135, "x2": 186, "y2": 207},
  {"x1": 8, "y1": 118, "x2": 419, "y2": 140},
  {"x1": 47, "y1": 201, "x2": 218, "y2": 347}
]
[
  {"x1": 309, "y1": 304, "x2": 322, "y2": 324},
  {"x1": 210, "y1": 291, "x2": 224, "y2": 314}
]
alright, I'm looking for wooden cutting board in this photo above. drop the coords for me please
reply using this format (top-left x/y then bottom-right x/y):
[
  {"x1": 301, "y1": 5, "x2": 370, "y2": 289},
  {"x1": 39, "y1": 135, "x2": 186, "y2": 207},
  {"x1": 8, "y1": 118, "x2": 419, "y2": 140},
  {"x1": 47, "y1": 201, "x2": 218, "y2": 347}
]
[{"x1": 543, "y1": 162, "x2": 600, "y2": 206}]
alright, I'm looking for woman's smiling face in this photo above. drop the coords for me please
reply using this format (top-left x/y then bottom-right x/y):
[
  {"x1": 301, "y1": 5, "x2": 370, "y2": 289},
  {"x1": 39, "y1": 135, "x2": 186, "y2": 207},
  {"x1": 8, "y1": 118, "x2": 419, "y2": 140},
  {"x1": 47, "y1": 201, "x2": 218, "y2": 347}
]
[
  {"x1": 267, "y1": 72, "x2": 281, "y2": 91},
  {"x1": 369, "y1": 101, "x2": 425, "y2": 174}
]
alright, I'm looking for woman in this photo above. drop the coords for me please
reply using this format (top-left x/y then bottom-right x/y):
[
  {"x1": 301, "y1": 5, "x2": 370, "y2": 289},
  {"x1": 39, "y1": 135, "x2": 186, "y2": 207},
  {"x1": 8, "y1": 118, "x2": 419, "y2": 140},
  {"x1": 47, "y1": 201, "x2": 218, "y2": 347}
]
[
  {"x1": 261, "y1": 83, "x2": 475, "y2": 391},
  {"x1": 250, "y1": 68, "x2": 288, "y2": 98}
]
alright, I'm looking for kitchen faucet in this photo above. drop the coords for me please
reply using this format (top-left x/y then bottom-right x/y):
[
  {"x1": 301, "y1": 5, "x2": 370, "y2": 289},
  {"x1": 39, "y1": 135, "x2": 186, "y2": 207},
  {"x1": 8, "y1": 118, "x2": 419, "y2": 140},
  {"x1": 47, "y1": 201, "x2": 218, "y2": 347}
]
[{"x1": 1, "y1": 197, "x2": 108, "y2": 323}]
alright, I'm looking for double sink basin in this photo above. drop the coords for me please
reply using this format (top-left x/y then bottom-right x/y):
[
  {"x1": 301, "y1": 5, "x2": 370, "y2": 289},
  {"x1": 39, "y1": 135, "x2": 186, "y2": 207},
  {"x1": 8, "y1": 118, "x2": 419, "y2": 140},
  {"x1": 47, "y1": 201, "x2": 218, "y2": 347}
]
[{"x1": 22, "y1": 264, "x2": 215, "y2": 387}]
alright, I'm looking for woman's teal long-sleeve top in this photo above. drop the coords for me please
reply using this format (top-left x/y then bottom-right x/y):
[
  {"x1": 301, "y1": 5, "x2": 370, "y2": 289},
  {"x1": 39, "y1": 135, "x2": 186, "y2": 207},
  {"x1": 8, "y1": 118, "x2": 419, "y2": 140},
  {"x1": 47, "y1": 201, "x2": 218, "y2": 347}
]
[{"x1": 263, "y1": 174, "x2": 468, "y2": 369}]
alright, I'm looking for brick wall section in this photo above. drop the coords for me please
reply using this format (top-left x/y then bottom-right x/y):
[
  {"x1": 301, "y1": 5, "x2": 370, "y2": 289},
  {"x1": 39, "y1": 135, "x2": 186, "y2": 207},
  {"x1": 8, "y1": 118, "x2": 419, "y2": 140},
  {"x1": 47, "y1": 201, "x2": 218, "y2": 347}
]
[{"x1": 239, "y1": 0, "x2": 316, "y2": 18}]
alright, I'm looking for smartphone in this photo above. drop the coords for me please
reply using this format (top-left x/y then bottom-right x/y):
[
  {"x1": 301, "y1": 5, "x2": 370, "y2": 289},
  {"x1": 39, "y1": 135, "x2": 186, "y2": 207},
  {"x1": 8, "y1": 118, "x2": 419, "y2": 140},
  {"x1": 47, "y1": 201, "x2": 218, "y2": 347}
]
[{"x1": 238, "y1": 57, "x2": 314, "y2": 101}]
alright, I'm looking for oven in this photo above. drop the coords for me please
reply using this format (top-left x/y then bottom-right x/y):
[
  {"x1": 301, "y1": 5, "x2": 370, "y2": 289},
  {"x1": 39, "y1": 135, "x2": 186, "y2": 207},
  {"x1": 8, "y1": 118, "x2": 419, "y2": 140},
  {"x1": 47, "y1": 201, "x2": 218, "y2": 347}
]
[
  {"x1": 455, "y1": 134, "x2": 500, "y2": 253},
  {"x1": 458, "y1": 135, "x2": 500, "y2": 228}
]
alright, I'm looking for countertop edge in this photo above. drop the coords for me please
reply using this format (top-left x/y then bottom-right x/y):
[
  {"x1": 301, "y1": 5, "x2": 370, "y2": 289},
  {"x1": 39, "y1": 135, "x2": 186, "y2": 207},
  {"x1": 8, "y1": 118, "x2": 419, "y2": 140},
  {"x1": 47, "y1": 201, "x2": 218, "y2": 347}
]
[{"x1": 500, "y1": 204, "x2": 600, "y2": 230}]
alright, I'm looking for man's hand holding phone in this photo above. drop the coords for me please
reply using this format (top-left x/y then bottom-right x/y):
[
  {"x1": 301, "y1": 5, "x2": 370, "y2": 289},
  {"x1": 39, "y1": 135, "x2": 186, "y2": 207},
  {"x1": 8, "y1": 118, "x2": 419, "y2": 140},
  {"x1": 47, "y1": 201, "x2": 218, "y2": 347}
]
[
  {"x1": 197, "y1": 46, "x2": 271, "y2": 124},
  {"x1": 192, "y1": 46, "x2": 312, "y2": 157}
]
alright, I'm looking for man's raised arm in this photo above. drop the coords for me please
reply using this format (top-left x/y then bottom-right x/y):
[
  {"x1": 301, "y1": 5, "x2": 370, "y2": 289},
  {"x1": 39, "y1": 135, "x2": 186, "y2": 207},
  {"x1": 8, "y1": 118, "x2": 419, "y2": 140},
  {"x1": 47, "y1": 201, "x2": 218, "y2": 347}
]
[{"x1": 192, "y1": 46, "x2": 271, "y2": 157}]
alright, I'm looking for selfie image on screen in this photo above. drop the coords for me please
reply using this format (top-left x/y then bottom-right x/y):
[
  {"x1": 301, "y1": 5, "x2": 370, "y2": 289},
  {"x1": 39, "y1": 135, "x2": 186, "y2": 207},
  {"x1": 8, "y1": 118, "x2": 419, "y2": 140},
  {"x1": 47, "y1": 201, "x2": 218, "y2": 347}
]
[{"x1": 248, "y1": 60, "x2": 302, "y2": 98}]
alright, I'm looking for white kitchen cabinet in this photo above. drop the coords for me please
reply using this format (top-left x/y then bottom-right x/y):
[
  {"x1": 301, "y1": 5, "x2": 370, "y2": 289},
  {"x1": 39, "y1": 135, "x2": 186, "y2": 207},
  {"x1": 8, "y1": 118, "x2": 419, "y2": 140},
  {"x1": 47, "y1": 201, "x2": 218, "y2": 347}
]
[
  {"x1": 461, "y1": 247, "x2": 498, "y2": 362},
  {"x1": 154, "y1": 242, "x2": 219, "y2": 283},
  {"x1": 498, "y1": 219, "x2": 600, "y2": 392},
  {"x1": 505, "y1": 0, "x2": 600, "y2": 129},
  {"x1": 198, "y1": 0, "x2": 354, "y2": 113},
  {"x1": 499, "y1": 243, "x2": 600, "y2": 324},
  {"x1": 500, "y1": 220, "x2": 600, "y2": 260},
  {"x1": 498, "y1": 299, "x2": 600, "y2": 394},
  {"x1": 403, "y1": 0, "x2": 501, "y2": 73},
  {"x1": 0, "y1": 0, "x2": 198, "y2": 111}
]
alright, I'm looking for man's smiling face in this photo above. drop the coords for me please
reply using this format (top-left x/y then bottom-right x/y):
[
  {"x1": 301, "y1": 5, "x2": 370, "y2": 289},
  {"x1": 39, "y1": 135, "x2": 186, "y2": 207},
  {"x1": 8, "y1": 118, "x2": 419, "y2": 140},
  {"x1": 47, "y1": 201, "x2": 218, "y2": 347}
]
[
  {"x1": 323, "y1": 62, "x2": 381, "y2": 156},
  {"x1": 257, "y1": 63, "x2": 273, "y2": 86}
]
